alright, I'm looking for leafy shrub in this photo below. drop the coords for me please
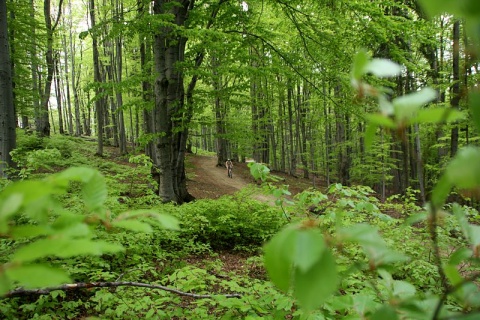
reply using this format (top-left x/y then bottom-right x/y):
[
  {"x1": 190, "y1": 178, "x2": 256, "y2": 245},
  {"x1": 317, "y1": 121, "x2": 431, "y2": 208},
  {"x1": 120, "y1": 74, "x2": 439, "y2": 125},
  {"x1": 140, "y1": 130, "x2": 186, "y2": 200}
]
[{"x1": 173, "y1": 196, "x2": 285, "y2": 250}]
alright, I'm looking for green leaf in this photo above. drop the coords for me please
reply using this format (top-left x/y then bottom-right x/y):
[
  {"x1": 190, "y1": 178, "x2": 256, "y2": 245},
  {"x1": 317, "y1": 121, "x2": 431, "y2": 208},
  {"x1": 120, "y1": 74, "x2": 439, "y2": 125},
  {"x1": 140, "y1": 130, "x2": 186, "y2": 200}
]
[
  {"x1": 393, "y1": 88, "x2": 437, "y2": 121},
  {"x1": 404, "y1": 212, "x2": 428, "y2": 225},
  {"x1": 112, "y1": 220, "x2": 153, "y2": 233},
  {"x1": 418, "y1": 0, "x2": 480, "y2": 18},
  {"x1": 0, "y1": 272, "x2": 12, "y2": 296},
  {"x1": 264, "y1": 226, "x2": 297, "y2": 292},
  {"x1": 294, "y1": 229, "x2": 326, "y2": 272},
  {"x1": 294, "y1": 248, "x2": 338, "y2": 311},
  {"x1": 0, "y1": 193, "x2": 23, "y2": 224},
  {"x1": 393, "y1": 280, "x2": 416, "y2": 298},
  {"x1": 446, "y1": 147, "x2": 480, "y2": 189},
  {"x1": 412, "y1": 108, "x2": 464, "y2": 124},
  {"x1": 57, "y1": 167, "x2": 107, "y2": 213},
  {"x1": 352, "y1": 49, "x2": 370, "y2": 79},
  {"x1": 152, "y1": 213, "x2": 180, "y2": 230},
  {"x1": 364, "y1": 123, "x2": 379, "y2": 151},
  {"x1": 370, "y1": 305, "x2": 399, "y2": 320},
  {"x1": 470, "y1": 91, "x2": 480, "y2": 133},
  {"x1": 431, "y1": 174, "x2": 452, "y2": 209},
  {"x1": 444, "y1": 264, "x2": 463, "y2": 287},
  {"x1": 5, "y1": 264, "x2": 70, "y2": 288},
  {"x1": 13, "y1": 238, "x2": 124, "y2": 262},
  {"x1": 10, "y1": 225, "x2": 51, "y2": 239},
  {"x1": 365, "y1": 59, "x2": 402, "y2": 78},
  {"x1": 379, "y1": 95, "x2": 394, "y2": 116},
  {"x1": 448, "y1": 247, "x2": 472, "y2": 265},
  {"x1": 365, "y1": 114, "x2": 396, "y2": 129},
  {"x1": 82, "y1": 171, "x2": 107, "y2": 213}
]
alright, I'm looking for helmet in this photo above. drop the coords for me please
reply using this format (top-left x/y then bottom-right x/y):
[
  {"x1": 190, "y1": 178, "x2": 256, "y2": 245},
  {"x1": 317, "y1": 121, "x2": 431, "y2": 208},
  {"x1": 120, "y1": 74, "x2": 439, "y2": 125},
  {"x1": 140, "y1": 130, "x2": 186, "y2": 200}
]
[{"x1": 227, "y1": 159, "x2": 231, "y2": 161}]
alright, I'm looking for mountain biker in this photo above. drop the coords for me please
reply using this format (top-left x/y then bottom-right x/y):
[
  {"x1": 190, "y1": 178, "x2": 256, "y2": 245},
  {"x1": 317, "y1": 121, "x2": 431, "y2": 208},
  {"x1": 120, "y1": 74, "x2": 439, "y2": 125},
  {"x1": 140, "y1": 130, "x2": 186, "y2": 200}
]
[{"x1": 225, "y1": 159, "x2": 233, "y2": 178}]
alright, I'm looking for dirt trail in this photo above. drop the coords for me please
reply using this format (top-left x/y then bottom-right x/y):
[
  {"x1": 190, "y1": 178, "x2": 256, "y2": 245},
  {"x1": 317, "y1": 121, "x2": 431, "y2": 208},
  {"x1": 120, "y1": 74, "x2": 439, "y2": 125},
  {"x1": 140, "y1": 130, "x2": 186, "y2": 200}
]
[{"x1": 187, "y1": 155, "x2": 255, "y2": 199}]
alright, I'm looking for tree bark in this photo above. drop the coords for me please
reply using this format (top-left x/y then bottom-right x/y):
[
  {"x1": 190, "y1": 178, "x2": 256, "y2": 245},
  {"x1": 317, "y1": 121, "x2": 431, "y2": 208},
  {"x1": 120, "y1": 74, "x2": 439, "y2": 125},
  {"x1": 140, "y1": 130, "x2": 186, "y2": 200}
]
[
  {"x1": 0, "y1": 0, "x2": 16, "y2": 177},
  {"x1": 36, "y1": 0, "x2": 63, "y2": 137},
  {"x1": 89, "y1": 0, "x2": 104, "y2": 156},
  {"x1": 450, "y1": 20, "x2": 460, "y2": 158}
]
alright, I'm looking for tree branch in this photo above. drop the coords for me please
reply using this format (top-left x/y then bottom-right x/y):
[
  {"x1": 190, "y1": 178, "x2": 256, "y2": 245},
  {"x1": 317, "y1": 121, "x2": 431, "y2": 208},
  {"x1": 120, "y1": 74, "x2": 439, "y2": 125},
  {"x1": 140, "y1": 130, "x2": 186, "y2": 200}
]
[{"x1": 3, "y1": 281, "x2": 242, "y2": 299}]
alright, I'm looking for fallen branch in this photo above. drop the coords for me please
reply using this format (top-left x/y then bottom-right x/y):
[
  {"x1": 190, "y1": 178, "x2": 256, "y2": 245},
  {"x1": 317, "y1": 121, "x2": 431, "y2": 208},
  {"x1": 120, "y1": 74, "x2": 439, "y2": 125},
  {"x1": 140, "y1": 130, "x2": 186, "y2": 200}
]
[{"x1": 3, "y1": 281, "x2": 242, "y2": 299}]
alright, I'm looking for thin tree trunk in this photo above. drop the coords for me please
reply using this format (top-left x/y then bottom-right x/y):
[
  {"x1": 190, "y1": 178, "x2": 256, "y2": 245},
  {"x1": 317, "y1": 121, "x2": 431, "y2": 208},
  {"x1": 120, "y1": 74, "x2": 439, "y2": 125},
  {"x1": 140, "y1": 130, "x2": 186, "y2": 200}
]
[
  {"x1": 0, "y1": 0, "x2": 16, "y2": 177},
  {"x1": 450, "y1": 20, "x2": 460, "y2": 157},
  {"x1": 89, "y1": 0, "x2": 104, "y2": 156},
  {"x1": 37, "y1": 0, "x2": 64, "y2": 137},
  {"x1": 54, "y1": 53, "x2": 64, "y2": 134}
]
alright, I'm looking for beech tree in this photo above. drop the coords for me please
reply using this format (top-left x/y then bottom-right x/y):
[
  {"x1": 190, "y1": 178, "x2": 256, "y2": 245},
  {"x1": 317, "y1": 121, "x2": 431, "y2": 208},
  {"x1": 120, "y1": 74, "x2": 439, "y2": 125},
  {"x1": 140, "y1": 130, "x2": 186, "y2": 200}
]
[{"x1": 0, "y1": 0, "x2": 16, "y2": 177}]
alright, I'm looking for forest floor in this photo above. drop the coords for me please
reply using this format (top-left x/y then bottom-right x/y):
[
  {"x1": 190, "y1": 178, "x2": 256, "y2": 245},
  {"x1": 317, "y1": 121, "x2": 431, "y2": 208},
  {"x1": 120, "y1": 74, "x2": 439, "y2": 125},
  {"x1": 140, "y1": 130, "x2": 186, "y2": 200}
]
[{"x1": 185, "y1": 153, "x2": 318, "y2": 201}]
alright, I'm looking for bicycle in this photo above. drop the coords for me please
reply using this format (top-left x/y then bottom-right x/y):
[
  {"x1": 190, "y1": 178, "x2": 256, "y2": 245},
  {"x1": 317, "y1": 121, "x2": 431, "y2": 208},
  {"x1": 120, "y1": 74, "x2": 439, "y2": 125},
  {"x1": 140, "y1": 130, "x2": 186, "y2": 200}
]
[{"x1": 227, "y1": 166, "x2": 233, "y2": 178}]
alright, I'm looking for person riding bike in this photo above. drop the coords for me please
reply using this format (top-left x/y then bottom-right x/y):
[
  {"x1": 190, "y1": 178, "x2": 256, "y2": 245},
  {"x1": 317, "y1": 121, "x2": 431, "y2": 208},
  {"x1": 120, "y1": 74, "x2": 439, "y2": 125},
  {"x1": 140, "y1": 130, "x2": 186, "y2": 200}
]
[{"x1": 225, "y1": 159, "x2": 233, "y2": 178}]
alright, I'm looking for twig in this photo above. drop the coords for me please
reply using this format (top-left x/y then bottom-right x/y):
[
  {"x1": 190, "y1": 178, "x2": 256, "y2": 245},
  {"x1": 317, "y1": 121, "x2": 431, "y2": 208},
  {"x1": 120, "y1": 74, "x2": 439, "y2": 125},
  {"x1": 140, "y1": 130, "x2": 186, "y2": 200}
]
[{"x1": 3, "y1": 281, "x2": 242, "y2": 299}]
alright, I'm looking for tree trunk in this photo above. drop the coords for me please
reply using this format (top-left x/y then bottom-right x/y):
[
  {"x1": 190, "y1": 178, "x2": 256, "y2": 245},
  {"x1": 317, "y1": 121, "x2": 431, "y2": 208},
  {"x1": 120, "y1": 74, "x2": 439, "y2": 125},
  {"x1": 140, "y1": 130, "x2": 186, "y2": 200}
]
[
  {"x1": 115, "y1": 1, "x2": 127, "y2": 155},
  {"x1": 89, "y1": 0, "x2": 104, "y2": 156},
  {"x1": 450, "y1": 20, "x2": 460, "y2": 157},
  {"x1": 37, "y1": 0, "x2": 63, "y2": 137},
  {"x1": 54, "y1": 53, "x2": 64, "y2": 134},
  {"x1": 0, "y1": 0, "x2": 16, "y2": 177},
  {"x1": 152, "y1": 0, "x2": 191, "y2": 203}
]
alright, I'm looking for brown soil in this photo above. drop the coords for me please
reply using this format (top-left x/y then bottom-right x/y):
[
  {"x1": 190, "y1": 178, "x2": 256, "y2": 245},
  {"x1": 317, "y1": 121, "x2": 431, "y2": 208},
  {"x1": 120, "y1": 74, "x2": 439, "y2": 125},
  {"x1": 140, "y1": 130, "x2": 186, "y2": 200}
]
[{"x1": 185, "y1": 153, "x2": 319, "y2": 200}]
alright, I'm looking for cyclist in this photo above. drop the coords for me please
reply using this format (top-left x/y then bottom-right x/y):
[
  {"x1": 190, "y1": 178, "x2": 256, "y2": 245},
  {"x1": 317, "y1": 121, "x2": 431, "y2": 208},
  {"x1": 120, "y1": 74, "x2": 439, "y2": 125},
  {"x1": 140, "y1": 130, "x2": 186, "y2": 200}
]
[{"x1": 225, "y1": 159, "x2": 233, "y2": 178}]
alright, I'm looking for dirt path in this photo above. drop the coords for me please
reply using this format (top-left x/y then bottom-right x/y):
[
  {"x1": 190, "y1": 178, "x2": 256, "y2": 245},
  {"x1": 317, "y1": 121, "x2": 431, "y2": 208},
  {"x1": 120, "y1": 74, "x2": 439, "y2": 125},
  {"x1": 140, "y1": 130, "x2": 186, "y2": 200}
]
[
  {"x1": 187, "y1": 155, "x2": 252, "y2": 198},
  {"x1": 186, "y1": 154, "x2": 315, "y2": 202}
]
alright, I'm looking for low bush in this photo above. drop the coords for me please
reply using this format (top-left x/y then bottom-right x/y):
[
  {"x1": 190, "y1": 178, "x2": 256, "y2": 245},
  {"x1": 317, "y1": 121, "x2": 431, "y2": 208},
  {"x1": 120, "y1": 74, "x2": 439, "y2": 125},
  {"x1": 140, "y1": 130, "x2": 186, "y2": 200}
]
[{"x1": 172, "y1": 196, "x2": 286, "y2": 250}]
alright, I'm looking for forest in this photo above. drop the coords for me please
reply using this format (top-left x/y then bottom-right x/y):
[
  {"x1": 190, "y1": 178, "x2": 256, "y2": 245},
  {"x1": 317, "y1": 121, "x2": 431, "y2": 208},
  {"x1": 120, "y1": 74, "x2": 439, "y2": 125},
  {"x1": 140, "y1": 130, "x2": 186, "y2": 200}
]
[{"x1": 1, "y1": 0, "x2": 480, "y2": 319}]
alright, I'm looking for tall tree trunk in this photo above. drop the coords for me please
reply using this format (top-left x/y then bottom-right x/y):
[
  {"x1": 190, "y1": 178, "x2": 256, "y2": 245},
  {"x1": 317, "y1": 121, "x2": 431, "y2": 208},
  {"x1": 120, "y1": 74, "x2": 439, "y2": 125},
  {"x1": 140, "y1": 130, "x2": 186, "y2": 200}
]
[
  {"x1": 152, "y1": 0, "x2": 223, "y2": 203},
  {"x1": 450, "y1": 20, "x2": 460, "y2": 157},
  {"x1": 212, "y1": 56, "x2": 228, "y2": 166},
  {"x1": 62, "y1": 32, "x2": 73, "y2": 135},
  {"x1": 54, "y1": 53, "x2": 64, "y2": 134},
  {"x1": 89, "y1": 0, "x2": 104, "y2": 156},
  {"x1": 0, "y1": 0, "x2": 16, "y2": 177},
  {"x1": 37, "y1": 0, "x2": 63, "y2": 137},
  {"x1": 152, "y1": 0, "x2": 190, "y2": 203},
  {"x1": 114, "y1": 0, "x2": 127, "y2": 154},
  {"x1": 287, "y1": 81, "x2": 296, "y2": 175}
]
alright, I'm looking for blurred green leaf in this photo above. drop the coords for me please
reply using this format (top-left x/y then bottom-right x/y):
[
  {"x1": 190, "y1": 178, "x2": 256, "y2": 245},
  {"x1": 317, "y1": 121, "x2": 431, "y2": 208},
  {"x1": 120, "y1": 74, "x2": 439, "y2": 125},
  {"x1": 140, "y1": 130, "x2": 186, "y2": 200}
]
[
  {"x1": 365, "y1": 59, "x2": 402, "y2": 78},
  {"x1": 393, "y1": 280, "x2": 416, "y2": 298},
  {"x1": 13, "y1": 238, "x2": 124, "y2": 262},
  {"x1": 371, "y1": 305, "x2": 399, "y2": 320},
  {"x1": 294, "y1": 248, "x2": 338, "y2": 311},
  {"x1": 0, "y1": 193, "x2": 23, "y2": 225},
  {"x1": 448, "y1": 247, "x2": 473, "y2": 265},
  {"x1": 412, "y1": 108, "x2": 464, "y2": 124},
  {"x1": 0, "y1": 273, "x2": 12, "y2": 296},
  {"x1": 294, "y1": 229, "x2": 325, "y2": 273},
  {"x1": 10, "y1": 225, "x2": 51, "y2": 239},
  {"x1": 365, "y1": 114, "x2": 396, "y2": 129},
  {"x1": 264, "y1": 226, "x2": 297, "y2": 292},
  {"x1": 153, "y1": 213, "x2": 180, "y2": 231},
  {"x1": 393, "y1": 88, "x2": 437, "y2": 121},
  {"x1": 446, "y1": 147, "x2": 480, "y2": 189},
  {"x1": 470, "y1": 91, "x2": 480, "y2": 133},
  {"x1": 418, "y1": 0, "x2": 480, "y2": 18},
  {"x1": 5, "y1": 264, "x2": 70, "y2": 289},
  {"x1": 364, "y1": 123, "x2": 379, "y2": 151},
  {"x1": 112, "y1": 220, "x2": 153, "y2": 233},
  {"x1": 352, "y1": 49, "x2": 370, "y2": 79},
  {"x1": 431, "y1": 174, "x2": 453, "y2": 208}
]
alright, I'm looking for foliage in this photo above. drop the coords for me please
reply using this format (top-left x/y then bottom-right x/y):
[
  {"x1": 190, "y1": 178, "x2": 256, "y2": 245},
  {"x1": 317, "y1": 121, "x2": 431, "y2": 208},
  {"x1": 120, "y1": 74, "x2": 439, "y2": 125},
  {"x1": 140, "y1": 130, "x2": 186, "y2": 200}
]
[
  {"x1": 0, "y1": 166, "x2": 179, "y2": 296},
  {"x1": 170, "y1": 196, "x2": 285, "y2": 251}
]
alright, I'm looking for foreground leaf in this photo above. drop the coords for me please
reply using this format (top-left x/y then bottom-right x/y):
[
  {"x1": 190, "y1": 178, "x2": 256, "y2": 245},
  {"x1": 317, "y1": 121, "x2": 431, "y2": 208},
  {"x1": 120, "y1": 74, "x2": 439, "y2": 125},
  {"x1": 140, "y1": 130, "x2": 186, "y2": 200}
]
[{"x1": 5, "y1": 264, "x2": 70, "y2": 289}]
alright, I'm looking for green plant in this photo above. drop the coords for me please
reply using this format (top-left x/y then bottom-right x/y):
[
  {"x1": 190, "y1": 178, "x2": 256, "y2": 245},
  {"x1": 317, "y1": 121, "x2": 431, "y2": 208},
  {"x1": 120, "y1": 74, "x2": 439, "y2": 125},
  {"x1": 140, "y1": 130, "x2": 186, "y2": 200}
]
[
  {"x1": 256, "y1": 8, "x2": 480, "y2": 315},
  {"x1": 0, "y1": 167, "x2": 179, "y2": 296}
]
